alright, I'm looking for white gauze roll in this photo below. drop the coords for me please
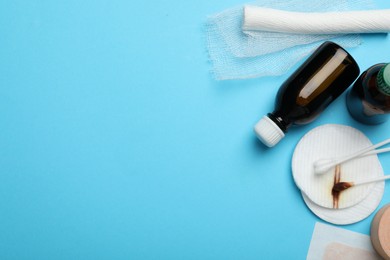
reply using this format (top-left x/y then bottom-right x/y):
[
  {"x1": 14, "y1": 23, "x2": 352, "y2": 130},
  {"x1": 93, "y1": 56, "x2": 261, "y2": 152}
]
[{"x1": 243, "y1": 6, "x2": 390, "y2": 34}]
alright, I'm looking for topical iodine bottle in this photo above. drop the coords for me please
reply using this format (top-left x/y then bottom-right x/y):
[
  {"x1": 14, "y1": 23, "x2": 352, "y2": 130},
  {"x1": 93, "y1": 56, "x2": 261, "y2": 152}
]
[
  {"x1": 254, "y1": 41, "x2": 360, "y2": 147},
  {"x1": 346, "y1": 63, "x2": 390, "y2": 125}
]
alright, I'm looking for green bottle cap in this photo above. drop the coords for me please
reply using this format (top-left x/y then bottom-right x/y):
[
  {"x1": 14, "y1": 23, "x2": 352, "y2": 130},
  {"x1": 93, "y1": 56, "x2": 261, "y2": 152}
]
[{"x1": 377, "y1": 63, "x2": 390, "y2": 95}]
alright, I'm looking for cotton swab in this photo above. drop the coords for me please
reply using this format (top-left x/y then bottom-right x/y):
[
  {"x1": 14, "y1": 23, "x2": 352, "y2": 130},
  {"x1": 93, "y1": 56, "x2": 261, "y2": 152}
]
[
  {"x1": 314, "y1": 138, "x2": 390, "y2": 175},
  {"x1": 332, "y1": 175, "x2": 390, "y2": 193}
]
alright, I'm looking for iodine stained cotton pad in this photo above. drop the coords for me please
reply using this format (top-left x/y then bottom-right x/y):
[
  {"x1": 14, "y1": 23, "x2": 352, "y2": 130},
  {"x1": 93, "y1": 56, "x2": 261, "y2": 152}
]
[
  {"x1": 302, "y1": 181, "x2": 384, "y2": 225},
  {"x1": 292, "y1": 124, "x2": 383, "y2": 209}
]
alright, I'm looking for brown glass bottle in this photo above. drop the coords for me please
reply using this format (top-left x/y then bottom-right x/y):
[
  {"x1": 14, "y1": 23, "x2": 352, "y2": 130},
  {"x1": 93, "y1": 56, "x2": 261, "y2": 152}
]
[
  {"x1": 254, "y1": 41, "x2": 360, "y2": 147},
  {"x1": 346, "y1": 63, "x2": 390, "y2": 125}
]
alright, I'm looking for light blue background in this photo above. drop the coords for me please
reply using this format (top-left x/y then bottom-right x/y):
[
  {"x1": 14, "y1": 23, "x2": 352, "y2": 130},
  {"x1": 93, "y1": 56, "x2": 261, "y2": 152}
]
[{"x1": 0, "y1": 0, "x2": 389, "y2": 259}]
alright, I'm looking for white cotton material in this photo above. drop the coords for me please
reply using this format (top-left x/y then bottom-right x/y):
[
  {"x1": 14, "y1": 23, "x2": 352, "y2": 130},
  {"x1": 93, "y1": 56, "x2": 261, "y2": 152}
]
[
  {"x1": 243, "y1": 7, "x2": 390, "y2": 34},
  {"x1": 291, "y1": 124, "x2": 384, "y2": 209},
  {"x1": 302, "y1": 183, "x2": 384, "y2": 225},
  {"x1": 205, "y1": 0, "x2": 374, "y2": 80}
]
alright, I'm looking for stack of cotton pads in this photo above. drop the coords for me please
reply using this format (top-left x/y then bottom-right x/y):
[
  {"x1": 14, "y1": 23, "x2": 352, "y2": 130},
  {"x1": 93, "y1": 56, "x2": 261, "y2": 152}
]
[{"x1": 292, "y1": 124, "x2": 385, "y2": 225}]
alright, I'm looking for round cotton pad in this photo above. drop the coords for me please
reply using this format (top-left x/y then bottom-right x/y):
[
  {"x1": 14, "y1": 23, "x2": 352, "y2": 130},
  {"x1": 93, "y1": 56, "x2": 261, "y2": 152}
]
[
  {"x1": 302, "y1": 181, "x2": 384, "y2": 225},
  {"x1": 292, "y1": 124, "x2": 383, "y2": 209}
]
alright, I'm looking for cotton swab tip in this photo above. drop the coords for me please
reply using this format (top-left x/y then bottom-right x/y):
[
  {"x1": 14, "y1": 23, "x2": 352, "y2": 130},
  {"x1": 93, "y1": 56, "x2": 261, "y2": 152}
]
[{"x1": 313, "y1": 159, "x2": 335, "y2": 175}]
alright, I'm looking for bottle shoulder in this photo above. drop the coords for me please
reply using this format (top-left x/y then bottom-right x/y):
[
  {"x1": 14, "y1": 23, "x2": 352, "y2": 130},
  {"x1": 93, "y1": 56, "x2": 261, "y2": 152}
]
[
  {"x1": 360, "y1": 63, "x2": 390, "y2": 111},
  {"x1": 360, "y1": 63, "x2": 386, "y2": 82}
]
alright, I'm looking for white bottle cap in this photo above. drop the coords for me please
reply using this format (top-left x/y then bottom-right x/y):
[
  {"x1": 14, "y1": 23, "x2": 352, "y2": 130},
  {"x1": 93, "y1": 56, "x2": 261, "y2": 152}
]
[{"x1": 254, "y1": 116, "x2": 285, "y2": 147}]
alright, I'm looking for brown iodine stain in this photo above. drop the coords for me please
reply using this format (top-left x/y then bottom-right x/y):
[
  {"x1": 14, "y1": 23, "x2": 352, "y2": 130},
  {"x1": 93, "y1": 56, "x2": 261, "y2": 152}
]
[
  {"x1": 332, "y1": 182, "x2": 353, "y2": 193},
  {"x1": 332, "y1": 164, "x2": 341, "y2": 209}
]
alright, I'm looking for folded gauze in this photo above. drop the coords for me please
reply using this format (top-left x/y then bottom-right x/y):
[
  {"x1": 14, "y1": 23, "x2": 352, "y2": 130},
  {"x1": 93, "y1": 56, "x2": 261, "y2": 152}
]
[{"x1": 243, "y1": 6, "x2": 390, "y2": 34}]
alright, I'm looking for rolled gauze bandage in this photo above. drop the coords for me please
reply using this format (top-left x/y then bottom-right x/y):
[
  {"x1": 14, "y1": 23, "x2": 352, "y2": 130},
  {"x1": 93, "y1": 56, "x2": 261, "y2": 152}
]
[{"x1": 243, "y1": 6, "x2": 390, "y2": 34}]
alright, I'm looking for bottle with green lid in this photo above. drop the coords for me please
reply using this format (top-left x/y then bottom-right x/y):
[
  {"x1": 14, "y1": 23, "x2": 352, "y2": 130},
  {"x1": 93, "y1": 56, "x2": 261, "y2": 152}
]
[{"x1": 346, "y1": 63, "x2": 390, "y2": 125}]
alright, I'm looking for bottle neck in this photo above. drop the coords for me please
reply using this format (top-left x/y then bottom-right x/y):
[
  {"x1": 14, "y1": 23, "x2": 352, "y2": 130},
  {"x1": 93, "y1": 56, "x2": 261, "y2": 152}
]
[
  {"x1": 377, "y1": 64, "x2": 390, "y2": 96},
  {"x1": 267, "y1": 112, "x2": 291, "y2": 133}
]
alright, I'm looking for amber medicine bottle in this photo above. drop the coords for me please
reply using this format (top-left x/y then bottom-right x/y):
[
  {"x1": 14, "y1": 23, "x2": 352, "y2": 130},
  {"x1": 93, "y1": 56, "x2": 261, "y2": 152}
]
[
  {"x1": 346, "y1": 63, "x2": 390, "y2": 125},
  {"x1": 254, "y1": 41, "x2": 360, "y2": 147}
]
